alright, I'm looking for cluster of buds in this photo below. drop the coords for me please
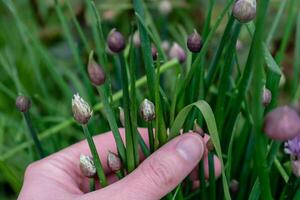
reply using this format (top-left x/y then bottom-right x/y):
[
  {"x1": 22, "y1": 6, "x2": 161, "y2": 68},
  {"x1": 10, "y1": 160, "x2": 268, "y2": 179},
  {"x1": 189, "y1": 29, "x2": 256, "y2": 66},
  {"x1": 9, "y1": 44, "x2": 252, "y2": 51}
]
[
  {"x1": 169, "y1": 42, "x2": 186, "y2": 63},
  {"x1": 16, "y1": 95, "x2": 31, "y2": 113},
  {"x1": 79, "y1": 154, "x2": 96, "y2": 178},
  {"x1": 139, "y1": 99, "x2": 156, "y2": 122},
  {"x1": 187, "y1": 30, "x2": 203, "y2": 53},
  {"x1": 263, "y1": 106, "x2": 300, "y2": 141},
  {"x1": 107, "y1": 29, "x2": 126, "y2": 53},
  {"x1": 72, "y1": 94, "x2": 93, "y2": 125},
  {"x1": 232, "y1": 0, "x2": 256, "y2": 23}
]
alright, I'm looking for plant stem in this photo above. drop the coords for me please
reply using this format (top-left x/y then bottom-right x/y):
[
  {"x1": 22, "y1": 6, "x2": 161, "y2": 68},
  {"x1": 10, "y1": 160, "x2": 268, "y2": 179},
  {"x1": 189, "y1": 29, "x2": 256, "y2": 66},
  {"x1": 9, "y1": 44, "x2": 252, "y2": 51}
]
[
  {"x1": 23, "y1": 112, "x2": 45, "y2": 158},
  {"x1": 208, "y1": 152, "x2": 216, "y2": 200},
  {"x1": 82, "y1": 125, "x2": 107, "y2": 187},
  {"x1": 147, "y1": 122, "x2": 154, "y2": 153}
]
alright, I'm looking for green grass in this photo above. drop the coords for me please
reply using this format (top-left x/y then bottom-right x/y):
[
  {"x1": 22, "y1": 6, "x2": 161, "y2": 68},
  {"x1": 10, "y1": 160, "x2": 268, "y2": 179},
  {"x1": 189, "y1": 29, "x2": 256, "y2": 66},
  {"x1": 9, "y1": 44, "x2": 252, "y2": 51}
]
[{"x1": 1, "y1": 0, "x2": 300, "y2": 199}]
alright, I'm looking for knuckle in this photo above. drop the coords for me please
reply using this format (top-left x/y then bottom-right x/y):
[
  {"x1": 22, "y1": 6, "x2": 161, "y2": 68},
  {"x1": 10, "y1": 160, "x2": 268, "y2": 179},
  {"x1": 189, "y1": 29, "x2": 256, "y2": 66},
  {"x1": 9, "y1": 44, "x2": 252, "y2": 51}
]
[
  {"x1": 142, "y1": 156, "x2": 176, "y2": 187},
  {"x1": 24, "y1": 162, "x2": 39, "y2": 177}
]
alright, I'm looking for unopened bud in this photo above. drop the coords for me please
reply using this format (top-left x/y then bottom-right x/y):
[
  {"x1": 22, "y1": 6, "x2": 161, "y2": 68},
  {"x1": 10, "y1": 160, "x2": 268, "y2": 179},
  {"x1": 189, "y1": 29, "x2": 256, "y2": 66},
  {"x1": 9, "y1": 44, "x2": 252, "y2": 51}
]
[
  {"x1": 152, "y1": 46, "x2": 158, "y2": 60},
  {"x1": 187, "y1": 30, "x2": 203, "y2": 53},
  {"x1": 79, "y1": 154, "x2": 96, "y2": 178},
  {"x1": 206, "y1": 138, "x2": 214, "y2": 151},
  {"x1": 133, "y1": 31, "x2": 140, "y2": 47},
  {"x1": 263, "y1": 106, "x2": 300, "y2": 141},
  {"x1": 262, "y1": 87, "x2": 272, "y2": 107},
  {"x1": 119, "y1": 107, "x2": 125, "y2": 127},
  {"x1": 72, "y1": 93, "x2": 93, "y2": 124},
  {"x1": 139, "y1": 99, "x2": 155, "y2": 122},
  {"x1": 232, "y1": 0, "x2": 256, "y2": 23},
  {"x1": 107, "y1": 29, "x2": 126, "y2": 53},
  {"x1": 169, "y1": 42, "x2": 186, "y2": 63},
  {"x1": 16, "y1": 96, "x2": 31, "y2": 112},
  {"x1": 161, "y1": 40, "x2": 170, "y2": 52},
  {"x1": 193, "y1": 120, "x2": 205, "y2": 137},
  {"x1": 159, "y1": 0, "x2": 172, "y2": 16},
  {"x1": 230, "y1": 179, "x2": 239, "y2": 193},
  {"x1": 107, "y1": 151, "x2": 122, "y2": 172},
  {"x1": 88, "y1": 59, "x2": 106, "y2": 86}
]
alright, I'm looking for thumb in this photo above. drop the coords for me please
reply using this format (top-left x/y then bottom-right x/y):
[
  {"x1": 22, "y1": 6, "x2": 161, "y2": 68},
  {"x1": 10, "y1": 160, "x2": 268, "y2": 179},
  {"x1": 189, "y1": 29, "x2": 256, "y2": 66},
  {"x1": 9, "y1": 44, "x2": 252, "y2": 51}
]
[{"x1": 83, "y1": 133, "x2": 204, "y2": 200}]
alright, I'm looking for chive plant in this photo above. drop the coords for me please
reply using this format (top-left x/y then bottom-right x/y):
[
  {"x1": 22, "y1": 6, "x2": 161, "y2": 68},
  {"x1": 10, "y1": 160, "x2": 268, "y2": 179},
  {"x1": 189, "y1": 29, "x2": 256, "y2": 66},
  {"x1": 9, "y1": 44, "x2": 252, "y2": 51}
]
[{"x1": 2, "y1": 0, "x2": 300, "y2": 199}]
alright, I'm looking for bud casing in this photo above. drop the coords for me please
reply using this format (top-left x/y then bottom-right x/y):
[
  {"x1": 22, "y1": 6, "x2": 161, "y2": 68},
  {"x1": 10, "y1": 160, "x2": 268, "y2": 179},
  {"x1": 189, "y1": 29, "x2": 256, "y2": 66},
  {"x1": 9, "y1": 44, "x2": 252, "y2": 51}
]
[
  {"x1": 72, "y1": 93, "x2": 93, "y2": 124},
  {"x1": 107, "y1": 151, "x2": 122, "y2": 172},
  {"x1": 140, "y1": 99, "x2": 156, "y2": 122},
  {"x1": 79, "y1": 154, "x2": 96, "y2": 178},
  {"x1": 232, "y1": 0, "x2": 256, "y2": 23},
  {"x1": 107, "y1": 29, "x2": 126, "y2": 53},
  {"x1": 88, "y1": 59, "x2": 106, "y2": 86}
]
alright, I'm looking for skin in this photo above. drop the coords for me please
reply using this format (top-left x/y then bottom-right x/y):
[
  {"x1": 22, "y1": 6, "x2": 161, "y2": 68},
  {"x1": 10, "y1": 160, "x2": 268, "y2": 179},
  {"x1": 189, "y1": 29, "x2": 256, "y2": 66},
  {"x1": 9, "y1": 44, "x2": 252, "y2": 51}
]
[{"x1": 18, "y1": 128, "x2": 221, "y2": 200}]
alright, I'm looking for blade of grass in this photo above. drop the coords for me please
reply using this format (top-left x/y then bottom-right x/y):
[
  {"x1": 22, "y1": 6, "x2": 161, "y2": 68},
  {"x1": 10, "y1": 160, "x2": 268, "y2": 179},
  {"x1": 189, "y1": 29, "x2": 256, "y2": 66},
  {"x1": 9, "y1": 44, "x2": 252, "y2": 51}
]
[
  {"x1": 291, "y1": 13, "x2": 300, "y2": 102},
  {"x1": 169, "y1": 100, "x2": 231, "y2": 200}
]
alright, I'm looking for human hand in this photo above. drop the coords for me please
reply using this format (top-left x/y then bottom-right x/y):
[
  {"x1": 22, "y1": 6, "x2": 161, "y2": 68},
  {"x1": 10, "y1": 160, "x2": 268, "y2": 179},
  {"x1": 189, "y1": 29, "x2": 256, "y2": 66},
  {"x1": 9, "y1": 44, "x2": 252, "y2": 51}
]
[{"x1": 18, "y1": 128, "x2": 221, "y2": 200}]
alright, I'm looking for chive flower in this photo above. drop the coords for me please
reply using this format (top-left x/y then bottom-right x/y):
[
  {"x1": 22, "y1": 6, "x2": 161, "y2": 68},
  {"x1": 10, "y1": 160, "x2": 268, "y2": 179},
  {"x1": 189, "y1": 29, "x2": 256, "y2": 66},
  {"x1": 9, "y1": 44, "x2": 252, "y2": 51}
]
[
  {"x1": 139, "y1": 99, "x2": 156, "y2": 122},
  {"x1": 107, "y1": 29, "x2": 126, "y2": 53},
  {"x1": 16, "y1": 95, "x2": 31, "y2": 112},
  {"x1": 107, "y1": 151, "x2": 122, "y2": 173},
  {"x1": 187, "y1": 30, "x2": 203, "y2": 53},
  {"x1": 284, "y1": 135, "x2": 300, "y2": 177},
  {"x1": 87, "y1": 59, "x2": 106, "y2": 86},
  {"x1": 169, "y1": 42, "x2": 186, "y2": 63},
  {"x1": 263, "y1": 106, "x2": 300, "y2": 141},
  {"x1": 232, "y1": 0, "x2": 256, "y2": 23},
  {"x1": 72, "y1": 93, "x2": 93, "y2": 125},
  {"x1": 262, "y1": 87, "x2": 272, "y2": 107},
  {"x1": 79, "y1": 154, "x2": 96, "y2": 178}
]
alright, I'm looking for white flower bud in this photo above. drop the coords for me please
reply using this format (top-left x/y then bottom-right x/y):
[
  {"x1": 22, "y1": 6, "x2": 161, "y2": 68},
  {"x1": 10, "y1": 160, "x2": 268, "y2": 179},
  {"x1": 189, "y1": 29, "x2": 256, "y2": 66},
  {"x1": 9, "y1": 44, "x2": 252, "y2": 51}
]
[
  {"x1": 139, "y1": 99, "x2": 156, "y2": 122},
  {"x1": 79, "y1": 154, "x2": 96, "y2": 178},
  {"x1": 232, "y1": 0, "x2": 256, "y2": 23},
  {"x1": 159, "y1": 0, "x2": 172, "y2": 16},
  {"x1": 72, "y1": 93, "x2": 93, "y2": 124}
]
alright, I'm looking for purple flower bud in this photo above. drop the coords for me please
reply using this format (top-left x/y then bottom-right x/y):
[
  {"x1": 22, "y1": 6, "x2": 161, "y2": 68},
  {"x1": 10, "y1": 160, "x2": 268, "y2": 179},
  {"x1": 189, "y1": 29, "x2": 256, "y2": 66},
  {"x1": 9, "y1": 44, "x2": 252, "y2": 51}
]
[
  {"x1": 169, "y1": 42, "x2": 186, "y2": 63},
  {"x1": 79, "y1": 154, "x2": 96, "y2": 178},
  {"x1": 16, "y1": 96, "x2": 31, "y2": 112},
  {"x1": 152, "y1": 46, "x2": 158, "y2": 60},
  {"x1": 107, "y1": 29, "x2": 126, "y2": 53},
  {"x1": 107, "y1": 151, "x2": 122, "y2": 172},
  {"x1": 87, "y1": 59, "x2": 106, "y2": 86},
  {"x1": 187, "y1": 30, "x2": 203, "y2": 53},
  {"x1": 262, "y1": 87, "x2": 272, "y2": 107},
  {"x1": 139, "y1": 99, "x2": 156, "y2": 122},
  {"x1": 232, "y1": 0, "x2": 256, "y2": 23},
  {"x1": 263, "y1": 106, "x2": 300, "y2": 141},
  {"x1": 230, "y1": 179, "x2": 239, "y2": 193}
]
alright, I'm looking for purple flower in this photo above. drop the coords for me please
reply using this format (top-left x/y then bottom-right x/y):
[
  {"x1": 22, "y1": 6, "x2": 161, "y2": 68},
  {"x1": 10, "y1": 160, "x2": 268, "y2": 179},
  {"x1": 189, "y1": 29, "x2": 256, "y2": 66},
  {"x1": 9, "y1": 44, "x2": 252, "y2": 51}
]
[{"x1": 284, "y1": 135, "x2": 300, "y2": 158}]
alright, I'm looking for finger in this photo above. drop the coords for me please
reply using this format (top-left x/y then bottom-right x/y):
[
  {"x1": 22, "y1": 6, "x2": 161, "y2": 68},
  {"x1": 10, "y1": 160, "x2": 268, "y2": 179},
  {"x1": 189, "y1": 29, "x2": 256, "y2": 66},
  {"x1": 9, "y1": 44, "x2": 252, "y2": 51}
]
[
  {"x1": 34, "y1": 128, "x2": 149, "y2": 193},
  {"x1": 82, "y1": 133, "x2": 204, "y2": 200}
]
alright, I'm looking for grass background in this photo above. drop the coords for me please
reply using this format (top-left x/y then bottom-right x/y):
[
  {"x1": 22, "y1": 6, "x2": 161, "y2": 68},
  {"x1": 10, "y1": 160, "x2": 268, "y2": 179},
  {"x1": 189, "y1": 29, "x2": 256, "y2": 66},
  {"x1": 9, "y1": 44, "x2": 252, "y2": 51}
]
[{"x1": 0, "y1": 0, "x2": 300, "y2": 199}]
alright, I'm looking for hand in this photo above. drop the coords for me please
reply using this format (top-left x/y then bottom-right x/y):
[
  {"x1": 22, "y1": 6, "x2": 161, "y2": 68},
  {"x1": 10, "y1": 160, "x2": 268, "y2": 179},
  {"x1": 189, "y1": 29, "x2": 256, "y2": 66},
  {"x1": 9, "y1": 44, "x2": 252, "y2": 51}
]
[{"x1": 18, "y1": 128, "x2": 221, "y2": 200}]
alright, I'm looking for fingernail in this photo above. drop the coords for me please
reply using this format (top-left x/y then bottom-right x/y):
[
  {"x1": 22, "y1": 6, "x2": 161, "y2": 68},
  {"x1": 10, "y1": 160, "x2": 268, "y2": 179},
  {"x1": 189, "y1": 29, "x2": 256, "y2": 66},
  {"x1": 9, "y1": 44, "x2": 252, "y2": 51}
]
[{"x1": 176, "y1": 135, "x2": 204, "y2": 162}]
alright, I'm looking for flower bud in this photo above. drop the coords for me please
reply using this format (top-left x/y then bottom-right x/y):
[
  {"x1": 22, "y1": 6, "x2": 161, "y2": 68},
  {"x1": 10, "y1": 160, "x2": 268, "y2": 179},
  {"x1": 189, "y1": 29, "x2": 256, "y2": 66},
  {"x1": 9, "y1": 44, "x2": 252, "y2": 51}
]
[
  {"x1": 206, "y1": 138, "x2": 214, "y2": 151},
  {"x1": 87, "y1": 59, "x2": 106, "y2": 86},
  {"x1": 161, "y1": 40, "x2": 170, "y2": 52},
  {"x1": 16, "y1": 95, "x2": 31, "y2": 112},
  {"x1": 107, "y1": 29, "x2": 126, "y2": 53},
  {"x1": 107, "y1": 151, "x2": 122, "y2": 172},
  {"x1": 230, "y1": 179, "x2": 239, "y2": 193},
  {"x1": 133, "y1": 31, "x2": 140, "y2": 47},
  {"x1": 193, "y1": 120, "x2": 205, "y2": 137},
  {"x1": 79, "y1": 154, "x2": 96, "y2": 178},
  {"x1": 262, "y1": 87, "x2": 272, "y2": 107},
  {"x1": 72, "y1": 93, "x2": 93, "y2": 124},
  {"x1": 187, "y1": 30, "x2": 203, "y2": 53},
  {"x1": 263, "y1": 106, "x2": 300, "y2": 141},
  {"x1": 139, "y1": 99, "x2": 156, "y2": 122},
  {"x1": 119, "y1": 107, "x2": 125, "y2": 127},
  {"x1": 159, "y1": 0, "x2": 172, "y2": 16},
  {"x1": 169, "y1": 42, "x2": 186, "y2": 63},
  {"x1": 152, "y1": 46, "x2": 158, "y2": 60},
  {"x1": 232, "y1": 0, "x2": 256, "y2": 23}
]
